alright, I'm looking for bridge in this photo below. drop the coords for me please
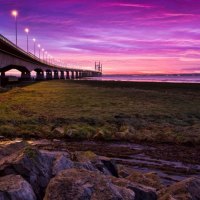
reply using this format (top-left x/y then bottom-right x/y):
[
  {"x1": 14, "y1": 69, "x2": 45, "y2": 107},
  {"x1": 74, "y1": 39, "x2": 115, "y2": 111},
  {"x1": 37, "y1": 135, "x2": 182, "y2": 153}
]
[{"x1": 0, "y1": 34, "x2": 102, "y2": 86}]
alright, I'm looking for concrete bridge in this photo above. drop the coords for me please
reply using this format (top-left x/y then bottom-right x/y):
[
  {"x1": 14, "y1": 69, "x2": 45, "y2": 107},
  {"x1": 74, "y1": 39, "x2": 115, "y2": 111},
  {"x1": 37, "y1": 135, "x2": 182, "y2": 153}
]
[{"x1": 0, "y1": 34, "x2": 102, "y2": 86}]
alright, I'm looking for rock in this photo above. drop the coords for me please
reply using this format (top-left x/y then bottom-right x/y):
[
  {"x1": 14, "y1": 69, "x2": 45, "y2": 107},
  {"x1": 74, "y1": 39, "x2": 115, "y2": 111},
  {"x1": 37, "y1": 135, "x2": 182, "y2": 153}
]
[
  {"x1": 101, "y1": 156, "x2": 118, "y2": 175},
  {"x1": 0, "y1": 174, "x2": 36, "y2": 200},
  {"x1": 118, "y1": 165, "x2": 134, "y2": 178},
  {"x1": 41, "y1": 150, "x2": 74, "y2": 176},
  {"x1": 0, "y1": 147, "x2": 53, "y2": 199},
  {"x1": 44, "y1": 168, "x2": 135, "y2": 200},
  {"x1": 52, "y1": 127, "x2": 65, "y2": 135},
  {"x1": 0, "y1": 141, "x2": 27, "y2": 159},
  {"x1": 158, "y1": 177, "x2": 200, "y2": 200},
  {"x1": 73, "y1": 151, "x2": 118, "y2": 177},
  {"x1": 44, "y1": 168, "x2": 157, "y2": 200},
  {"x1": 127, "y1": 171, "x2": 162, "y2": 190},
  {"x1": 112, "y1": 178, "x2": 157, "y2": 200},
  {"x1": 118, "y1": 165, "x2": 162, "y2": 190}
]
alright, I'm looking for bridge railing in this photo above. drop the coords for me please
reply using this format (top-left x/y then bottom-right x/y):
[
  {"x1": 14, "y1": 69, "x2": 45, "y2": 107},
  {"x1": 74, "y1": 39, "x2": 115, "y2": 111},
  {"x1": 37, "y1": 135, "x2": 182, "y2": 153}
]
[{"x1": 0, "y1": 34, "x2": 60, "y2": 68}]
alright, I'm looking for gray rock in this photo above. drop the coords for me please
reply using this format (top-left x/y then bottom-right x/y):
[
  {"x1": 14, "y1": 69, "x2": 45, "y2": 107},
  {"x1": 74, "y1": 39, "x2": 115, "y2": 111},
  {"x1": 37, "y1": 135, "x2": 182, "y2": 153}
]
[
  {"x1": 44, "y1": 168, "x2": 135, "y2": 200},
  {"x1": 112, "y1": 178, "x2": 157, "y2": 200},
  {"x1": 40, "y1": 150, "x2": 73, "y2": 176},
  {"x1": 73, "y1": 151, "x2": 118, "y2": 176},
  {"x1": 0, "y1": 174, "x2": 36, "y2": 200},
  {"x1": 158, "y1": 177, "x2": 200, "y2": 200},
  {"x1": 0, "y1": 147, "x2": 53, "y2": 199}
]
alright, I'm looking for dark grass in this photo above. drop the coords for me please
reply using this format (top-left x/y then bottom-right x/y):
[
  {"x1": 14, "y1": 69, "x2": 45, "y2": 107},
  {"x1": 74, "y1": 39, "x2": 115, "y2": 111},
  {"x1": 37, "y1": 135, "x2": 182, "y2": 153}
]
[{"x1": 0, "y1": 80, "x2": 200, "y2": 145}]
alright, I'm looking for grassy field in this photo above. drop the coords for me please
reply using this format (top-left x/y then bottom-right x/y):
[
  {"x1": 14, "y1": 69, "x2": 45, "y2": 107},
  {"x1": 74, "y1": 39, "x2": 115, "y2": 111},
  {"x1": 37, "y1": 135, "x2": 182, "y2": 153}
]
[{"x1": 0, "y1": 80, "x2": 200, "y2": 145}]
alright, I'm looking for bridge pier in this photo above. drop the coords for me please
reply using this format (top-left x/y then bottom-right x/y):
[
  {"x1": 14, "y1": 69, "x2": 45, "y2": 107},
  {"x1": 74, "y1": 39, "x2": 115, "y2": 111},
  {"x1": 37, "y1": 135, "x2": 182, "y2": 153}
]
[
  {"x1": 66, "y1": 71, "x2": 70, "y2": 79},
  {"x1": 75, "y1": 71, "x2": 79, "y2": 79},
  {"x1": 60, "y1": 71, "x2": 65, "y2": 79},
  {"x1": 71, "y1": 71, "x2": 75, "y2": 79},
  {"x1": 20, "y1": 71, "x2": 31, "y2": 81},
  {"x1": 36, "y1": 71, "x2": 44, "y2": 80},
  {"x1": 46, "y1": 70, "x2": 53, "y2": 80},
  {"x1": 54, "y1": 70, "x2": 59, "y2": 79},
  {"x1": 79, "y1": 71, "x2": 82, "y2": 78},
  {"x1": 0, "y1": 72, "x2": 8, "y2": 87}
]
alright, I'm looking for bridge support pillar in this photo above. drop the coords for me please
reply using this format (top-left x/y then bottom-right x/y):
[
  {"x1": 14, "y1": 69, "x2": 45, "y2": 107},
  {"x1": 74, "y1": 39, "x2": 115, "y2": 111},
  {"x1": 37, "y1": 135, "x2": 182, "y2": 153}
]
[
  {"x1": 75, "y1": 71, "x2": 79, "y2": 79},
  {"x1": 60, "y1": 71, "x2": 65, "y2": 79},
  {"x1": 71, "y1": 71, "x2": 75, "y2": 79},
  {"x1": 79, "y1": 71, "x2": 82, "y2": 78},
  {"x1": 66, "y1": 71, "x2": 70, "y2": 79},
  {"x1": 20, "y1": 71, "x2": 31, "y2": 81},
  {"x1": 54, "y1": 71, "x2": 59, "y2": 79},
  {"x1": 36, "y1": 71, "x2": 44, "y2": 80},
  {"x1": 0, "y1": 72, "x2": 8, "y2": 87},
  {"x1": 46, "y1": 71, "x2": 53, "y2": 80}
]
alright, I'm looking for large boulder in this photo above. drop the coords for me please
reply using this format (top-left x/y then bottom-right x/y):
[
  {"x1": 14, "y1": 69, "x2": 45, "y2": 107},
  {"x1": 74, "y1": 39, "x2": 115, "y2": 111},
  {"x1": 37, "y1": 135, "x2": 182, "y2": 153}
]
[
  {"x1": 0, "y1": 146, "x2": 73, "y2": 199},
  {"x1": 44, "y1": 168, "x2": 157, "y2": 200},
  {"x1": 73, "y1": 151, "x2": 118, "y2": 177},
  {"x1": 158, "y1": 177, "x2": 200, "y2": 200},
  {"x1": 0, "y1": 174, "x2": 36, "y2": 200},
  {"x1": 40, "y1": 150, "x2": 73, "y2": 176},
  {"x1": 0, "y1": 147, "x2": 53, "y2": 199},
  {"x1": 44, "y1": 168, "x2": 135, "y2": 200}
]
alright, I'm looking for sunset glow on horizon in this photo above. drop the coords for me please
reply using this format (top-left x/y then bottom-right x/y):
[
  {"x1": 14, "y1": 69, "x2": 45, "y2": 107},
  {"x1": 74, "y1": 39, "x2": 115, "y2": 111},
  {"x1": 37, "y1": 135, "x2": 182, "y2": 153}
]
[{"x1": 1, "y1": 0, "x2": 200, "y2": 74}]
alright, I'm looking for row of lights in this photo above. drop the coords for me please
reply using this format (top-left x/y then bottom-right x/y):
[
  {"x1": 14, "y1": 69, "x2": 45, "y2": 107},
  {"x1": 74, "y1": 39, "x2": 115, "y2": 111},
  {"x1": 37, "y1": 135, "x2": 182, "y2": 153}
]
[{"x1": 11, "y1": 10, "x2": 64, "y2": 67}]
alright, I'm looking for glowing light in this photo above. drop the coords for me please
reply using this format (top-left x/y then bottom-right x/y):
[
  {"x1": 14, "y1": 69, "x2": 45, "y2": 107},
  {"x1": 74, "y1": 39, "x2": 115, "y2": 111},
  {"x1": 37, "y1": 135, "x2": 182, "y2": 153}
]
[
  {"x1": 38, "y1": 44, "x2": 41, "y2": 48},
  {"x1": 11, "y1": 10, "x2": 18, "y2": 17},
  {"x1": 33, "y1": 38, "x2": 36, "y2": 42},
  {"x1": 24, "y1": 28, "x2": 29, "y2": 33}
]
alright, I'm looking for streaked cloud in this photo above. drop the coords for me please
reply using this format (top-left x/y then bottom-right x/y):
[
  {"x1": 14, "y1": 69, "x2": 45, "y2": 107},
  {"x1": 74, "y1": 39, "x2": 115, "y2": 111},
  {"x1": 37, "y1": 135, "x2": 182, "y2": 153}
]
[{"x1": 1, "y1": 0, "x2": 200, "y2": 74}]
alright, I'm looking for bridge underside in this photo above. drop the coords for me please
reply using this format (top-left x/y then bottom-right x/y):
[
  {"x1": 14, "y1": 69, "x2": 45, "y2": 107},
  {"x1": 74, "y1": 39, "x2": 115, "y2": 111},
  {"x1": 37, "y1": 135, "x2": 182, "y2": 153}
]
[{"x1": 0, "y1": 64, "x2": 101, "y2": 87}]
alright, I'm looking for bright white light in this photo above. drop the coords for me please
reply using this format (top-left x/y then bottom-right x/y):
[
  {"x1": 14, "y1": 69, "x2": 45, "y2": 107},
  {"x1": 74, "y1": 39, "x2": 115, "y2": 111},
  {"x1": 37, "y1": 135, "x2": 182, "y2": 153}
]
[
  {"x1": 12, "y1": 10, "x2": 18, "y2": 17},
  {"x1": 25, "y1": 28, "x2": 29, "y2": 33},
  {"x1": 33, "y1": 38, "x2": 36, "y2": 42}
]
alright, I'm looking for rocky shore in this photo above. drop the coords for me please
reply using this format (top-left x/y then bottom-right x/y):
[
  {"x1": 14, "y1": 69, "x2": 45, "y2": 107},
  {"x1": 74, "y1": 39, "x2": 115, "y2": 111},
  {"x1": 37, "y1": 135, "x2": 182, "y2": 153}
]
[{"x1": 0, "y1": 139, "x2": 199, "y2": 200}]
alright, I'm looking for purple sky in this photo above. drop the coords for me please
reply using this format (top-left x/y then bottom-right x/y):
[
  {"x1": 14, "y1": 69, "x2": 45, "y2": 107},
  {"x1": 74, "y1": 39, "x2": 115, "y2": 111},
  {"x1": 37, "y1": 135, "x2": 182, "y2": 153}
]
[{"x1": 1, "y1": 0, "x2": 200, "y2": 74}]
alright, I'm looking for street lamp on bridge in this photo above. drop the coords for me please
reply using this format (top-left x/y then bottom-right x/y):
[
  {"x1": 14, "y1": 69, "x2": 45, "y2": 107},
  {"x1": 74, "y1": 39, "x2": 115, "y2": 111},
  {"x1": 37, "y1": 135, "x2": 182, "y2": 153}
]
[
  {"x1": 24, "y1": 28, "x2": 29, "y2": 52},
  {"x1": 42, "y1": 48, "x2": 45, "y2": 61},
  {"x1": 45, "y1": 51, "x2": 48, "y2": 62},
  {"x1": 38, "y1": 44, "x2": 41, "y2": 59},
  {"x1": 33, "y1": 38, "x2": 36, "y2": 56},
  {"x1": 11, "y1": 10, "x2": 18, "y2": 46}
]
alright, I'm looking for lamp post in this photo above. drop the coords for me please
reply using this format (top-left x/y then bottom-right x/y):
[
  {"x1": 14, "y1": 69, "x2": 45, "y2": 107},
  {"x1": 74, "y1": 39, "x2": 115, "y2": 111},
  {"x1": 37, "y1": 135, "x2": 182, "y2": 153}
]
[
  {"x1": 42, "y1": 48, "x2": 45, "y2": 61},
  {"x1": 45, "y1": 51, "x2": 48, "y2": 62},
  {"x1": 24, "y1": 28, "x2": 29, "y2": 52},
  {"x1": 11, "y1": 10, "x2": 18, "y2": 46},
  {"x1": 33, "y1": 38, "x2": 36, "y2": 56},
  {"x1": 38, "y1": 44, "x2": 41, "y2": 59}
]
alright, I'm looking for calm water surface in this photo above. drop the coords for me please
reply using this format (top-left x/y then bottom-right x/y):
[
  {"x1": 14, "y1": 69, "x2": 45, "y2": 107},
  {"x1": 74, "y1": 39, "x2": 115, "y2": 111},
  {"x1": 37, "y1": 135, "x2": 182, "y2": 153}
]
[{"x1": 86, "y1": 74, "x2": 200, "y2": 83}]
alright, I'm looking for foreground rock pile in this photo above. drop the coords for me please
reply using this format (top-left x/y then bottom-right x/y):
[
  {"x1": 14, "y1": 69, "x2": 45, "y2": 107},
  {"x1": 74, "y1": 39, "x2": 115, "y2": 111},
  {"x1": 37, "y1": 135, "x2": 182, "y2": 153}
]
[{"x1": 0, "y1": 140, "x2": 199, "y2": 200}]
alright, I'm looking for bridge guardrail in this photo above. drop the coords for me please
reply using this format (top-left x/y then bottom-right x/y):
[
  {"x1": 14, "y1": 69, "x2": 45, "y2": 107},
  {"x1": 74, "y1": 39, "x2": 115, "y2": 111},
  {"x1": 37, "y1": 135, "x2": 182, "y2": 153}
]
[{"x1": 0, "y1": 34, "x2": 62, "y2": 68}]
